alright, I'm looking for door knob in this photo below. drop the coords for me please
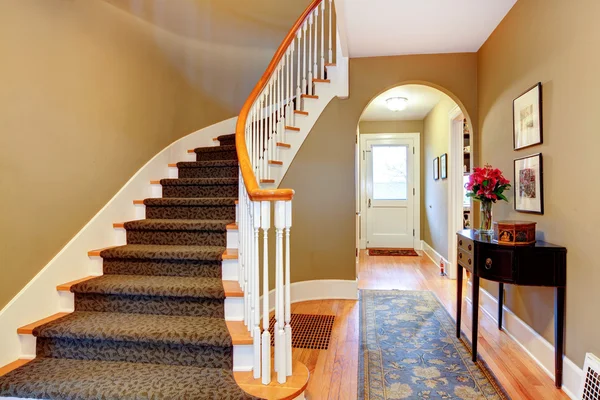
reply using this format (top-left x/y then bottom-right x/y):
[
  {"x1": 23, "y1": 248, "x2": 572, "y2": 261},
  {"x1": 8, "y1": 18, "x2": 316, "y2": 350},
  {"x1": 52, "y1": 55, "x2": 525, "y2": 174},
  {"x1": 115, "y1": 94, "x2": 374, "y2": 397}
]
[
  {"x1": 368, "y1": 199, "x2": 372, "y2": 208},
  {"x1": 485, "y1": 258, "x2": 493, "y2": 270}
]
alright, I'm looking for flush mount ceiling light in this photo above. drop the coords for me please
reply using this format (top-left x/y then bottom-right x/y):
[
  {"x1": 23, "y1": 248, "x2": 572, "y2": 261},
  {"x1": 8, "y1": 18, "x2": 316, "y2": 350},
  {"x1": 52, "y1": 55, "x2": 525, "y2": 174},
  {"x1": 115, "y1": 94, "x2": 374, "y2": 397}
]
[{"x1": 386, "y1": 97, "x2": 408, "y2": 111}]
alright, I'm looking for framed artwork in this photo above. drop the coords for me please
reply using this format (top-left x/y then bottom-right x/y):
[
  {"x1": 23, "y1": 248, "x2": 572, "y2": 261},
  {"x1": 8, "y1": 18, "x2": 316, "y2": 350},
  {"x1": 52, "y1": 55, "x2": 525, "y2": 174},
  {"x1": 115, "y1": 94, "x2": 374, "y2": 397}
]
[
  {"x1": 433, "y1": 157, "x2": 439, "y2": 180},
  {"x1": 513, "y1": 83, "x2": 543, "y2": 150},
  {"x1": 514, "y1": 153, "x2": 544, "y2": 214},
  {"x1": 440, "y1": 153, "x2": 448, "y2": 179}
]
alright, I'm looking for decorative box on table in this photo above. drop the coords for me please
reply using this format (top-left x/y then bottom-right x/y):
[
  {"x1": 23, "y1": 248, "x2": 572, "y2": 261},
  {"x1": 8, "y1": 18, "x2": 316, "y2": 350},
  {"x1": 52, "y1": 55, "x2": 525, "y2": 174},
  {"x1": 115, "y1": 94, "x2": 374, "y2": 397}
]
[{"x1": 493, "y1": 220, "x2": 536, "y2": 245}]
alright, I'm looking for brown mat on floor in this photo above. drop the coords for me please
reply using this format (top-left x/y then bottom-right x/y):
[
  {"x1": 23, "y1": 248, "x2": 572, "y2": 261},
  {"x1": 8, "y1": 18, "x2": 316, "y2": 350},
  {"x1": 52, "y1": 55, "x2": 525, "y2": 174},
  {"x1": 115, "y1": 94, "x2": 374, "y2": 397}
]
[
  {"x1": 269, "y1": 314, "x2": 335, "y2": 350},
  {"x1": 368, "y1": 248, "x2": 419, "y2": 256}
]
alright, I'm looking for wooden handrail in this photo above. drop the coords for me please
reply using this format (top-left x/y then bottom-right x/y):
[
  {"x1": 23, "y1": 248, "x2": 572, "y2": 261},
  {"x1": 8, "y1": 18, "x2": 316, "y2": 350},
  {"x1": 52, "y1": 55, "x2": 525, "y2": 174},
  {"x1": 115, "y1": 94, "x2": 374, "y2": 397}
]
[{"x1": 236, "y1": 0, "x2": 324, "y2": 202}]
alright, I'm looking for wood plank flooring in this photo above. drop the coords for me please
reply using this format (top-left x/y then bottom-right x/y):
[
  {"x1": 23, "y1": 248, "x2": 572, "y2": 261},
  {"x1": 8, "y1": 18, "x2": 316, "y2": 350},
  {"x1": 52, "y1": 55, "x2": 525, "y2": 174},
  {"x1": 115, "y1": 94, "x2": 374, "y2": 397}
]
[{"x1": 291, "y1": 250, "x2": 570, "y2": 399}]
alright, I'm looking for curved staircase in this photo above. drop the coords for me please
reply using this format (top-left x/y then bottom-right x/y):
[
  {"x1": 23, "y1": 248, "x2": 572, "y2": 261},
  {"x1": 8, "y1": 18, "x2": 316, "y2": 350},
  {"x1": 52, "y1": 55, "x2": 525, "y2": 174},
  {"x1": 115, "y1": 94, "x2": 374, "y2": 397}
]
[{"x1": 0, "y1": 0, "x2": 346, "y2": 397}]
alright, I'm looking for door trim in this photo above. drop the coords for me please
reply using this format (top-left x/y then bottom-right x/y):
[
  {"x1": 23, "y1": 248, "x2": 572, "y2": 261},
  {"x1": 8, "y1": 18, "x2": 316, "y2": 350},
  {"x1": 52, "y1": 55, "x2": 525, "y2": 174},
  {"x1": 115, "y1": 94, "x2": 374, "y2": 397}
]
[
  {"x1": 359, "y1": 132, "x2": 421, "y2": 250},
  {"x1": 447, "y1": 106, "x2": 470, "y2": 279}
]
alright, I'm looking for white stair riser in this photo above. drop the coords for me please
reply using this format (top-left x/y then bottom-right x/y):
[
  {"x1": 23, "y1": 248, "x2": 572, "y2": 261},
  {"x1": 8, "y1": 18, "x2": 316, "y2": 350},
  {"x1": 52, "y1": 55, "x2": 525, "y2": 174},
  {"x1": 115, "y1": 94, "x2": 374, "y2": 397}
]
[
  {"x1": 222, "y1": 259, "x2": 238, "y2": 281},
  {"x1": 150, "y1": 183, "x2": 162, "y2": 198},
  {"x1": 225, "y1": 297, "x2": 244, "y2": 321},
  {"x1": 134, "y1": 203, "x2": 145, "y2": 220},
  {"x1": 168, "y1": 166, "x2": 178, "y2": 179},
  {"x1": 227, "y1": 230, "x2": 238, "y2": 248}
]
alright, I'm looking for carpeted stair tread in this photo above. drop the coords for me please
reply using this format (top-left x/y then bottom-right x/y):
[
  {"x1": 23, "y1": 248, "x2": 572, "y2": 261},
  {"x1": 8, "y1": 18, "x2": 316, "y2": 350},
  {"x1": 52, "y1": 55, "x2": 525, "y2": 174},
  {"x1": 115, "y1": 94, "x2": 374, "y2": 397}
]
[
  {"x1": 194, "y1": 145, "x2": 236, "y2": 154},
  {"x1": 33, "y1": 311, "x2": 232, "y2": 347},
  {"x1": 0, "y1": 358, "x2": 257, "y2": 399},
  {"x1": 160, "y1": 178, "x2": 238, "y2": 186},
  {"x1": 217, "y1": 133, "x2": 236, "y2": 142},
  {"x1": 124, "y1": 219, "x2": 232, "y2": 232},
  {"x1": 100, "y1": 244, "x2": 225, "y2": 261},
  {"x1": 143, "y1": 197, "x2": 237, "y2": 206},
  {"x1": 71, "y1": 275, "x2": 226, "y2": 299},
  {"x1": 177, "y1": 160, "x2": 238, "y2": 168}
]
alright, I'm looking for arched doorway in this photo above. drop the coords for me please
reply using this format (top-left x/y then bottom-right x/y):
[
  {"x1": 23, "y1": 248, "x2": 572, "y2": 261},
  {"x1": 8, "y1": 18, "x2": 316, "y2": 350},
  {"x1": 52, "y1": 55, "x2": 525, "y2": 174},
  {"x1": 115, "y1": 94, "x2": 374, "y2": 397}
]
[{"x1": 356, "y1": 83, "x2": 474, "y2": 280}]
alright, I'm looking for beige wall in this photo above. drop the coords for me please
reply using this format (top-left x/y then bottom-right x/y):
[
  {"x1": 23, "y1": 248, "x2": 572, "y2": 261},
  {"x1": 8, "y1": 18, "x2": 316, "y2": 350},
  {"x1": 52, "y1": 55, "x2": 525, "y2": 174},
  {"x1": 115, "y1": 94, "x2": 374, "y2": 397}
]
[
  {"x1": 281, "y1": 53, "x2": 477, "y2": 284},
  {"x1": 359, "y1": 120, "x2": 423, "y2": 135},
  {"x1": 422, "y1": 96, "x2": 457, "y2": 259},
  {"x1": 478, "y1": 0, "x2": 600, "y2": 366},
  {"x1": 0, "y1": 0, "x2": 309, "y2": 309}
]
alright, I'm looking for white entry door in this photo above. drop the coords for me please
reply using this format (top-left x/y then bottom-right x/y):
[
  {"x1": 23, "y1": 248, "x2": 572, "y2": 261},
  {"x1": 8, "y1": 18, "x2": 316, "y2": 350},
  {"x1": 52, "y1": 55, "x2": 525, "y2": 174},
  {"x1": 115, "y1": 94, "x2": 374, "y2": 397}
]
[{"x1": 366, "y1": 138, "x2": 415, "y2": 248}]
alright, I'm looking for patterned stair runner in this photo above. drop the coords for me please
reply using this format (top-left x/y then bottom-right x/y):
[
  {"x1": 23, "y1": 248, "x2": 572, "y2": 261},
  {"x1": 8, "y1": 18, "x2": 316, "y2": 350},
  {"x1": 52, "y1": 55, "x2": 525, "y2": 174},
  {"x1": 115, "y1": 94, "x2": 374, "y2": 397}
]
[{"x1": 0, "y1": 134, "x2": 259, "y2": 399}]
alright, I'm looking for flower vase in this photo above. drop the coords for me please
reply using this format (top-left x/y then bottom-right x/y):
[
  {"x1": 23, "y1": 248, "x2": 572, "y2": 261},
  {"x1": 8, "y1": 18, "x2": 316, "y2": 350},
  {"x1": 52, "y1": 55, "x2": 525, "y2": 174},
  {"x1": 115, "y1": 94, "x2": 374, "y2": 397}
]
[{"x1": 479, "y1": 201, "x2": 493, "y2": 234}]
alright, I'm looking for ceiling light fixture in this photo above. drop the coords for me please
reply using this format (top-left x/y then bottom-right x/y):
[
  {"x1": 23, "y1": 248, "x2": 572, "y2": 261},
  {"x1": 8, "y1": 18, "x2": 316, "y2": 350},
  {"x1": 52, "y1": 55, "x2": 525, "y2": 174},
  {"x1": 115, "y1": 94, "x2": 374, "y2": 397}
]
[{"x1": 386, "y1": 97, "x2": 408, "y2": 111}]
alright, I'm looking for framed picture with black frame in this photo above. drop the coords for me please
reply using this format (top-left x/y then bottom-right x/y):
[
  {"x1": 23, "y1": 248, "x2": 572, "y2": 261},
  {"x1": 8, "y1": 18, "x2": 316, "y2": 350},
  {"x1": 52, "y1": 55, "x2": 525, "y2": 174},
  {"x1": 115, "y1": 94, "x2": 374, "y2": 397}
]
[
  {"x1": 514, "y1": 153, "x2": 544, "y2": 214},
  {"x1": 433, "y1": 157, "x2": 439, "y2": 180},
  {"x1": 513, "y1": 83, "x2": 543, "y2": 150},
  {"x1": 440, "y1": 153, "x2": 448, "y2": 179}
]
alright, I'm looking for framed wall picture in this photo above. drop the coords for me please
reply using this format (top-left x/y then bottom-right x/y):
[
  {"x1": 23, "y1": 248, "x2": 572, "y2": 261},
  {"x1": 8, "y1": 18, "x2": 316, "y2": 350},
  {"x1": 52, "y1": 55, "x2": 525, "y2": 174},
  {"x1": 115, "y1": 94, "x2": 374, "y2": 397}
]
[
  {"x1": 440, "y1": 153, "x2": 448, "y2": 179},
  {"x1": 513, "y1": 82, "x2": 543, "y2": 150},
  {"x1": 514, "y1": 153, "x2": 544, "y2": 214},
  {"x1": 433, "y1": 157, "x2": 439, "y2": 180}
]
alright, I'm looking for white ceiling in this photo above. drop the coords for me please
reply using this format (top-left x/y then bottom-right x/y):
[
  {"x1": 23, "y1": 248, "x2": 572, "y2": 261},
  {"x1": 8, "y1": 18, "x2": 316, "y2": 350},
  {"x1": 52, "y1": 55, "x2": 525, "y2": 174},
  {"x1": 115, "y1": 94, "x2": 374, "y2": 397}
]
[
  {"x1": 337, "y1": 0, "x2": 517, "y2": 58},
  {"x1": 361, "y1": 85, "x2": 446, "y2": 121}
]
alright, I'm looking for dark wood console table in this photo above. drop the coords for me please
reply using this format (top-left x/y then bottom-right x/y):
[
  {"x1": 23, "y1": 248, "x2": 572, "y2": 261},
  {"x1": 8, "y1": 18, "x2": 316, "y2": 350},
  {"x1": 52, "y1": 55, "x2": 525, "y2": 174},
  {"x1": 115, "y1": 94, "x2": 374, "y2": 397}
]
[{"x1": 456, "y1": 229, "x2": 567, "y2": 388}]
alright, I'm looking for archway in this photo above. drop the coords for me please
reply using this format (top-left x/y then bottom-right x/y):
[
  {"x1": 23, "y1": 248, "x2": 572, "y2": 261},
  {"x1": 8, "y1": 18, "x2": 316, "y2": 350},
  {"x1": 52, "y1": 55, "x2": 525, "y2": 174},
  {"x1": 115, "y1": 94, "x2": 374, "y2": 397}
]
[{"x1": 356, "y1": 82, "x2": 474, "y2": 280}]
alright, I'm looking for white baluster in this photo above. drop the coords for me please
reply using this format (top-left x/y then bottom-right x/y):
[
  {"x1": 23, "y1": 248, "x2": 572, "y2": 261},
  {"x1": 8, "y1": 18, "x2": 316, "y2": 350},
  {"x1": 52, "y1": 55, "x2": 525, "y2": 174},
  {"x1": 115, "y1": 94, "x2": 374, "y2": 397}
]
[
  {"x1": 267, "y1": 82, "x2": 272, "y2": 180},
  {"x1": 260, "y1": 201, "x2": 271, "y2": 385},
  {"x1": 288, "y1": 45, "x2": 294, "y2": 126},
  {"x1": 285, "y1": 200, "x2": 293, "y2": 376},
  {"x1": 328, "y1": 0, "x2": 333, "y2": 63},
  {"x1": 258, "y1": 96, "x2": 264, "y2": 180},
  {"x1": 302, "y1": 21, "x2": 307, "y2": 96},
  {"x1": 320, "y1": 1, "x2": 325, "y2": 79},
  {"x1": 296, "y1": 31, "x2": 302, "y2": 109},
  {"x1": 275, "y1": 201, "x2": 287, "y2": 383},
  {"x1": 313, "y1": 8, "x2": 318, "y2": 86},
  {"x1": 307, "y1": 14, "x2": 313, "y2": 95},
  {"x1": 252, "y1": 201, "x2": 262, "y2": 379}
]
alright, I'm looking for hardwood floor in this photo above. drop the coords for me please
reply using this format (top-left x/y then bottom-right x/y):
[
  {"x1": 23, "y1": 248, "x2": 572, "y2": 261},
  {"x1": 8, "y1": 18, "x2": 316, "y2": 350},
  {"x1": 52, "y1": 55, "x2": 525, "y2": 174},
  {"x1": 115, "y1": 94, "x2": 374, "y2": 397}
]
[{"x1": 291, "y1": 250, "x2": 570, "y2": 399}]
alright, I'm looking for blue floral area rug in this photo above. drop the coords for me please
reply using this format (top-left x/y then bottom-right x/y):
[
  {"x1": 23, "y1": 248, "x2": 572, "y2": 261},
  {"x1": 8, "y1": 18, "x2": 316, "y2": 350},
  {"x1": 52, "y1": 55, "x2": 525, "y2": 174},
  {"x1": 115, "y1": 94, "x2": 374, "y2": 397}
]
[{"x1": 359, "y1": 290, "x2": 510, "y2": 399}]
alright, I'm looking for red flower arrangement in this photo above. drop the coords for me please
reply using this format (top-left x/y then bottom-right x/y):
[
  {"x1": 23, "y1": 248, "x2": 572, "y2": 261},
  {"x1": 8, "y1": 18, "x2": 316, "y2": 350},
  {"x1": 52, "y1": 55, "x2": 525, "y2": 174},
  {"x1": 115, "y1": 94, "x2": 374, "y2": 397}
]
[{"x1": 465, "y1": 164, "x2": 511, "y2": 203}]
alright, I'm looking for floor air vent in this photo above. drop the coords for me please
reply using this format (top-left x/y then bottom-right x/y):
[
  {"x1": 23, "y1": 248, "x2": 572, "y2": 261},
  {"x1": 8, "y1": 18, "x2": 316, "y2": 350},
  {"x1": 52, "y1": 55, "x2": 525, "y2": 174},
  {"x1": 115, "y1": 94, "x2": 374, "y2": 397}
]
[
  {"x1": 269, "y1": 314, "x2": 335, "y2": 350},
  {"x1": 580, "y1": 353, "x2": 600, "y2": 399}
]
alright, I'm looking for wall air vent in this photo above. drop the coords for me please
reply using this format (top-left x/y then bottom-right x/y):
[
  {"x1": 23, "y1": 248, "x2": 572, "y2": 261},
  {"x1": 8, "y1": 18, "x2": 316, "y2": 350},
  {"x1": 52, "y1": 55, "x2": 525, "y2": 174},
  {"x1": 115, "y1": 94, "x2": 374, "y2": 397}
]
[{"x1": 580, "y1": 353, "x2": 600, "y2": 399}]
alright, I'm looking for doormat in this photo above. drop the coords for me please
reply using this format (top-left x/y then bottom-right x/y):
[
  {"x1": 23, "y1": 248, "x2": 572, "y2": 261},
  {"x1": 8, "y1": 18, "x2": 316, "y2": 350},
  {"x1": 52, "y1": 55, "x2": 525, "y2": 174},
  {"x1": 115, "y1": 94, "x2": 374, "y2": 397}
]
[
  {"x1": 268, "y1": 313, "x2": 335, "y2": 350},
  {"x1": 368, "y1": 248, "x2": 419, "y2": 256}
]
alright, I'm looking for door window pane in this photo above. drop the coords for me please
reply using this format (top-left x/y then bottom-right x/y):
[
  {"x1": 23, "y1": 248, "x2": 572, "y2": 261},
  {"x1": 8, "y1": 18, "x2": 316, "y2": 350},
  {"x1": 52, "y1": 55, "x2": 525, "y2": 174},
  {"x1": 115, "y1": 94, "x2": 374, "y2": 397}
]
[{"x1": 372, "y1": 145, "x2": 408, "y2": 200}]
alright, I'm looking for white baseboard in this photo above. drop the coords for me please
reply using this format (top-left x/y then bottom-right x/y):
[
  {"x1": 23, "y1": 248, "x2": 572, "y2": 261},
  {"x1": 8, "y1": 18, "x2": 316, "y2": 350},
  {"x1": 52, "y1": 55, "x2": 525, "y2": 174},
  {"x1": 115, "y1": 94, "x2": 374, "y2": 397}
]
[
  {"x1": 465, "y1": 281, "x2": 582, "y2": 399},
  {"x1": 266, "y1": 279, "x2": 358, "y2": 313},
  {"x1": 421, "y1": 240, "x2": 452, "y2": 277}
]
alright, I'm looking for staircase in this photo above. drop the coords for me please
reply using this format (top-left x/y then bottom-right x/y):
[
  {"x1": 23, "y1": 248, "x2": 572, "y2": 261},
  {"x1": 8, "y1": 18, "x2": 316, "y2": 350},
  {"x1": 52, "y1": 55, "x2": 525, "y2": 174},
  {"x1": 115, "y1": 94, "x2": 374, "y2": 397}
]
[{"x1": 0, "y1": 0, "x2": 346, "y2": 398}]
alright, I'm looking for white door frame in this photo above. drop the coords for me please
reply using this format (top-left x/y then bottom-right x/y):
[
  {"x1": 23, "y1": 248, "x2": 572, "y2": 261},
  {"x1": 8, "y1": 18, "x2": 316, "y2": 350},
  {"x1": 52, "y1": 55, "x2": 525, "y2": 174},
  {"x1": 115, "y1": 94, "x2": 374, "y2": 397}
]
[
  {"x1": 447, "y1": 106, "x2": 469, "y2": 279},
  {"x1": 359, "y1": 132, "x2": 421, "y2": 250}
]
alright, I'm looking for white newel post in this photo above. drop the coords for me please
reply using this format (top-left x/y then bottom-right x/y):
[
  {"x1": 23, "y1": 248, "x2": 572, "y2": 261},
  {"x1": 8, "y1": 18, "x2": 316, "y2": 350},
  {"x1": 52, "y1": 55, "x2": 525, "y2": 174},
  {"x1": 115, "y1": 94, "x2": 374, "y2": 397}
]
[
  {"x1": 274, "y1": 201, "x2": 287, "y2": 384},
  {"x1": 260, "y1": 201, "x2": 271, "y2": 385},
  {"x1": 252, "y1": 200, "x2": 261, "y2": 379},
  {"x1": 284, "y1": 200, "x2": 293, "y2": 376}
]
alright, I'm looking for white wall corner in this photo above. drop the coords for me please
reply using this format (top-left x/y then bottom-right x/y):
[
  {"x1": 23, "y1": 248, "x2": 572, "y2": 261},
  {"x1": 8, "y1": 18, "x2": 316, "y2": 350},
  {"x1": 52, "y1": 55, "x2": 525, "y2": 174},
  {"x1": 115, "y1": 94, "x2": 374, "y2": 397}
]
[
  {"x1": 465, "y1": 281, "x2": 582, "y2": 400},
  {"x1": 421, "y1": 240, "x2": 452, "y2": 276}
]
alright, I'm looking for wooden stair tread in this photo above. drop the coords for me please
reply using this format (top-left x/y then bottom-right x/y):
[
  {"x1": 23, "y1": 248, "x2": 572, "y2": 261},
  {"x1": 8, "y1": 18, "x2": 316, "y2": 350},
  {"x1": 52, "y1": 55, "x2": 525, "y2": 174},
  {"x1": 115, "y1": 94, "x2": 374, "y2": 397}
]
[
  {"x1": 133, "y1": 200, "x2": 145, "y2": 205},
  {"x1": 313, "y1": 78, "x2": 331, "y2": 83},
  {"x1": 325, "y1": 63, "x2": 336, "y2": 67},
  {"x1": 57, "y1": 276, "x2": 99, "y2": 292},
  {"x1": 150, "y1": 180, "x2": 161, "y2": 185},
  {"x1": 276, "y1": 142, "x2": 291, "y2": 148},
  {"x1": 285, "y1": 125, "x2": 301, "y2": 131},
  {"x1": 293, "y1": 110, "x2": 308, "y2": 116},
  {"x1": 226, "y1": 321, "x2": 253, "y2": 345},
  {"x1": 17, "y1": 312, "x2": 71, "y2": 334},
  {"x1": 235, "y1": 360, "x2": 310, "y2": 400},
  {"x1": 268, "y1": 160, "x2": 283, "y2": 166},
  {"x1": 113, "y1": 222, "x2": 125, "y2": 229},
  {"x1": 88, "y1": 247, "x2": 117, "y2": 257},
  {"x1": 260, "y1": 179, "x2": 275, "y2": 184},
  {"x1": 301, "y1": 94, "x2": 318, "y2": 99},
  {"x1": 187, "y1": 149, "x2": 195, "y2": 154},
  {"x1": 226, "y1": 223, "x2": 238, "y2": 230},
  {"x1": 0, "y1": 359, "x2": 33, "y2": 378},
  {"x1": 222, "y1": 248, "x2": 238, "y2": 260},
  {"x1": 168, "y1": 163, "x2": 177, "y2": 168},
  {"x1": 223, "y1": 280, "x2": 243, "y2": 297}
]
